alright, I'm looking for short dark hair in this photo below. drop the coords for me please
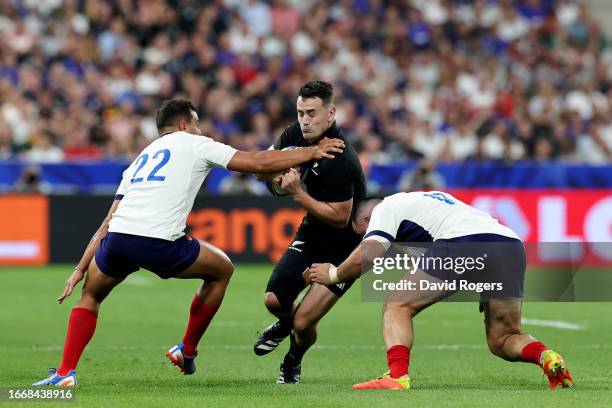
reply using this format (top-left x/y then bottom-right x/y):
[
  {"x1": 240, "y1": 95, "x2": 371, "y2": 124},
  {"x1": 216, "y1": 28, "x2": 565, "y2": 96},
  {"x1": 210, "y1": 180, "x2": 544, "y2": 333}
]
[
  {"x1": 298, "y1": 81, "x2": 334, "y2": 105},
  {"x1": 156, "y1": 99, "x2": 197, "y2": 130},
  {"x1": 352, "y1": 197, "x2": 383, "y2": 221}
]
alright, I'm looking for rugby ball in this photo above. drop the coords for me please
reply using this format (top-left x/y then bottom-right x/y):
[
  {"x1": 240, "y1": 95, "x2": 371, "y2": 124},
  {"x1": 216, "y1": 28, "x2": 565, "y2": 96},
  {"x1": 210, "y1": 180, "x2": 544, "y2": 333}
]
[{"x1": 269, "y1": 146, "x2": 299, "y2": 196}]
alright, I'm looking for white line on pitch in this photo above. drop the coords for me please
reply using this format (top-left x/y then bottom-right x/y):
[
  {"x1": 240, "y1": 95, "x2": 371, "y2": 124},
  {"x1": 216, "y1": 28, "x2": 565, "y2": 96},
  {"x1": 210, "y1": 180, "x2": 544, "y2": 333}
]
[
  {"x1": 16, "y1": 343, "x2": 610, "y2": 353},
  {"x1": 123, "y1": 276, "x2": 155, "y2": 286},
  {"x1": 521, "y1": 318, "x2": 586, "y2": 330}
]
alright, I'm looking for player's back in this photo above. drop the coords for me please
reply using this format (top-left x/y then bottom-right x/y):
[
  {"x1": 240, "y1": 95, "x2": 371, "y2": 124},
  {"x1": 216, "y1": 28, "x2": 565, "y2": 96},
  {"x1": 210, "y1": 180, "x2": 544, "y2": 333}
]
[
  {"x1": 109, "y1": 131, "x2": 236, "y2": 241},
  {"x1": 371, "y1": 191, "x2": 519, "y2": 242}
]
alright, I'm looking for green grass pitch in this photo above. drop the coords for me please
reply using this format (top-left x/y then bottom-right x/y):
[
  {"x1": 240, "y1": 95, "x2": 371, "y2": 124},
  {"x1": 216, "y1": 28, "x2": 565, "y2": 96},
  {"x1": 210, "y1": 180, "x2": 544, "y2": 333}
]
[{"x1": 1, "y1": 265, "x2": 611, "y2": 407}]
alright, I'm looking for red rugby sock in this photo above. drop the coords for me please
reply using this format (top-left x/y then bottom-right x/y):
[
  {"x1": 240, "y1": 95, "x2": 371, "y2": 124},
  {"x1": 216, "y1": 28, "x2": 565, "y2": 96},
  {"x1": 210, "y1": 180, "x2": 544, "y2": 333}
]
[
  {"x1": 387, "y1": 345, "x2": 410, "y2": 378},
  {"x1": 520, "y1": 341, "x2": 549, "y2": 366},
  {"x1": 58, "y1": 307, "x2": 98, "y2": 376},
  {"x1": 181, "y1": 295, "x2": 219, "y2": 357}
]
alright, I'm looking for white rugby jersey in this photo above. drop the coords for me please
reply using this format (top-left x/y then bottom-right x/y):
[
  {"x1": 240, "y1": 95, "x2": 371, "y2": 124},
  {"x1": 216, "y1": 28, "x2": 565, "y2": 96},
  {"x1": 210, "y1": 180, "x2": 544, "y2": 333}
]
[
  {"x1": 364, "y1": 191, "x2": 519, "y2": 245},
  {"x1": 108, "y1": 131, "x2": 237, "y2": 240}
]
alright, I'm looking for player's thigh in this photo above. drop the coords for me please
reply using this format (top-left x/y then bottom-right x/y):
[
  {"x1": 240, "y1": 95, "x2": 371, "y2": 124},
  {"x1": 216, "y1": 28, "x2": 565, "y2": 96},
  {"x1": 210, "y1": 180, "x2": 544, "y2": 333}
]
[
  {"x1": 382, "y1": 297, "x2": 438, "y2": 318},
  {"x1": 266, "y1": 245, "x2": 315, "y2": 308},
  {"x1": 292, "y1": 283, "x2": 340, "y2": 331},
  {"x1": 82, "y1": 257, "x2": 125, "y2": 303},
  {"x1": 482, "y1": 298, "x2": 522, "y2": 338},
  {"x1": 173, "y1": 240, "x2": 234, "y2": 280}
]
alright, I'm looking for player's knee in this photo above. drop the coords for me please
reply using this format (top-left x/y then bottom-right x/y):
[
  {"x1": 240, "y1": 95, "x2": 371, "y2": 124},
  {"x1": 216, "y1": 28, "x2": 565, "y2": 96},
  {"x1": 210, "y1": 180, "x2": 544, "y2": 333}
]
[
  {"x1": 487, "y1": 327, "x2": 521, "y2": 357},
  {"x1": 214, "y1": 256, "x2": 234, "y2": 284},
  {"x1": 405, "y1": 303, "x2": 421, "y2": 318},
  {"x1": 486, "y1": 334, "x2": 505, "y2": 357},
  {"x1": 201, "y1": 243, "x2": 234, "y2": 282},
  {"x1": 264, "y1": 292, "x2": 283, "y2": 312},
  {"x1": 293, "y1": 313, "x2": 315, "y2": 334},
  {"x1": 222, "y1": 259, "x2": 234, "y2": 281},
  {"x1": 385, "y1": 301, "x2": 420, "y2": 318}
]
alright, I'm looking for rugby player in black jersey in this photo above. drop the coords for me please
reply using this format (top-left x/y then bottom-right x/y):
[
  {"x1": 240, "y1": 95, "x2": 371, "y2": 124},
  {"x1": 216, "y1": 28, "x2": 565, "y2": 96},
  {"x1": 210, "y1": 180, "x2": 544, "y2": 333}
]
[{"x1": 254, "y1": 81, "x2": 378, "y2": 384}]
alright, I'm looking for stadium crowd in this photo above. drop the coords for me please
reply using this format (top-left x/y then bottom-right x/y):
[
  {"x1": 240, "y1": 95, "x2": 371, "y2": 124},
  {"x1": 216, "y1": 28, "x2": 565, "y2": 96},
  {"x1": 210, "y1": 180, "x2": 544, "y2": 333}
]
[{"x1": 0, "y1": 0, "x2": 611, "y2": 167}]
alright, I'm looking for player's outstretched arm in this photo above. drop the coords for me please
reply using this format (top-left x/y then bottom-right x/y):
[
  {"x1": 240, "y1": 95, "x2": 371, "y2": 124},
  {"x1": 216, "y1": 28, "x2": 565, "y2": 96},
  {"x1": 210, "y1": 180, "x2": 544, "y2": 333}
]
[
  {"x1": 254, "y1": 145, "x2": 279, "y2": 182},
  {"x1": 227, "y1": 137, "x2": 344, "y2": 174},
  {"x1": 308, "y1": 240, "x2": 387, "y2": 285},
  {"x1": 57, "y1": 199, "x2": 121, "y2": 304}
]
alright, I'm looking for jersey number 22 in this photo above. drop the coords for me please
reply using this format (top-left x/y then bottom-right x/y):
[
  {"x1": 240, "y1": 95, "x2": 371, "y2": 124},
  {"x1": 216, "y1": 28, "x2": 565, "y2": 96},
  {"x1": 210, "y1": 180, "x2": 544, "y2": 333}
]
[{"x1": 130, "y1": 149, "x2": 171, "y2": 183}]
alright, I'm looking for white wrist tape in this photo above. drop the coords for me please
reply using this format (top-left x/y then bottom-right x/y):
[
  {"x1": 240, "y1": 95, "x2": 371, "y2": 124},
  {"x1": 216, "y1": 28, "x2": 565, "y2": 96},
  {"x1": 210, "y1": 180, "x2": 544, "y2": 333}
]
[{"x1": 329, "y1": 266, "x2": 339, "y2": 284}]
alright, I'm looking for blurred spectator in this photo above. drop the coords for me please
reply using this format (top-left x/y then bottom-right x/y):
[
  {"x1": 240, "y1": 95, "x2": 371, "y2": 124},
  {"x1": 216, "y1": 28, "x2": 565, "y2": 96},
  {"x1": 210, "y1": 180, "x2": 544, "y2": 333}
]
[
  {"x1": 398, "y1": 159, "x2": 446, "y2": 192},
  {"x1": 219, "y1": 172, "x2": 267, "y2": 195},
  {"x1": 12, "y1": 165, "x2": 52, "y2": 194},
  {"x1": 24, "y1": 131, "x2": 64, "y2": 163},
  {"x1": 0, "y1": 0, "x2": 608, "y2": 166},
  {"x1": 0, "y1": 120, "x2": 15, "y2": 158},
  {"x1": 576, "y1": 116, "x2": 612, "y2": 163}
]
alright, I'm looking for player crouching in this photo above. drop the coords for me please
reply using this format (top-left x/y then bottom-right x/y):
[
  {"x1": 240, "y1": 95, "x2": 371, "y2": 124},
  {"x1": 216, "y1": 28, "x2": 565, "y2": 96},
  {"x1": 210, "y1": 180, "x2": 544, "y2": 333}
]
[{"x1": 308, "y1": 191, "x2": 573, "y2": 390}]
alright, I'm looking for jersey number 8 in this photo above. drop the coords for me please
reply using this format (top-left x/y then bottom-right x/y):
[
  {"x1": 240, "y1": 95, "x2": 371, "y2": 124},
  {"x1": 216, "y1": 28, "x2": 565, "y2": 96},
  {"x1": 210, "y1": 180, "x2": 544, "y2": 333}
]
[{"x1": 423, "y1": 192, "x2": 455, "y2": 205}]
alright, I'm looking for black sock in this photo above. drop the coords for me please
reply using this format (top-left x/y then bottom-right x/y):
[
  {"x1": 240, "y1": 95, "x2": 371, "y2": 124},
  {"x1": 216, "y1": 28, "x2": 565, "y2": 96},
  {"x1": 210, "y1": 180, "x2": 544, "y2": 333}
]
[
  {"x1": 283, "y1": 334, "x2": 307, "y2": 366},
  {"x1": 276, "y1": 316, "x2": 293, "y2": 336}
]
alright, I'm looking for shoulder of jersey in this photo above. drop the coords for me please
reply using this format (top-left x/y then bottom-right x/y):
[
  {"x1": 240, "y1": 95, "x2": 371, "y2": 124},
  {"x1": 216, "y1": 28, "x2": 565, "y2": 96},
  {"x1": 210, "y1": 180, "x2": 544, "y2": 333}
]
[
  {"x1": 167, "y1": 131, "x2": 203, "y2": 138},
  {"x1": 158, "y1": 131, "x2": 191, "y2": 146},
  {"x1": 176, "y1": 131, "x2": 218, "y2": 143},
  {"x1": 287, "y1": 123, "x2": 304, "y2": 140},
  {"x1": 385, "y1": 191, "x2": 413, "y2": 203},
  {"x1": 278, "y1": 122, "x2": 304, "y2": 148},
  {"x1": 287, "y1": 121, "x2": 302, "y2": 133}
]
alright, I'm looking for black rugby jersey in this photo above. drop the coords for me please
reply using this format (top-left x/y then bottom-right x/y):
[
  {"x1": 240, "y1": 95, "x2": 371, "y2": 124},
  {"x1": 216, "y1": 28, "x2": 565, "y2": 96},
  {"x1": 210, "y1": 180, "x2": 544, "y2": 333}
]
[{"x1": 273, "y1": 121, "x2": 367, "y2": 254}]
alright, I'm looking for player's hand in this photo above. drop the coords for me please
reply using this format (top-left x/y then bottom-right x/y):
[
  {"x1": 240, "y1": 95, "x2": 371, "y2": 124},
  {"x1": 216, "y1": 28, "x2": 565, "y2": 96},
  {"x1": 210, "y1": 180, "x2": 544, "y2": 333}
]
[
  {"x1": 309, "y1": 263, "x2": 334, "y2": 285},
  {"x1": 58, "y1": 267, "x2": 86, "y2": 304},
  {"x1": 257, "y1": 168, "x2": 289, "y2": 183},
  {"x1": 280, "y1": 168, "x2": 302, "y2": 195},
  {"x1": 302, "y1": 267, "x2": 311, "y2": 284},
  {"x1": 273, "y1": 171, "x2": 285, "y2": 185},
  {"x1": 312, "y1": 137, "x2": 344, "y2": 159}
]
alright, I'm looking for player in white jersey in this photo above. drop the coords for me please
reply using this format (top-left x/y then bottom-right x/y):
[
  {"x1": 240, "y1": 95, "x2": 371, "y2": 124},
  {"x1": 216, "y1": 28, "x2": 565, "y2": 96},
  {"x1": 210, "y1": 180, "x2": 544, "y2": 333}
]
[
  {"x1": 33, "y1": 99, "x2": 345, "y2": 387},
  {"x1": 308, "y1": 191, "x2": 573, "y2": 390}
]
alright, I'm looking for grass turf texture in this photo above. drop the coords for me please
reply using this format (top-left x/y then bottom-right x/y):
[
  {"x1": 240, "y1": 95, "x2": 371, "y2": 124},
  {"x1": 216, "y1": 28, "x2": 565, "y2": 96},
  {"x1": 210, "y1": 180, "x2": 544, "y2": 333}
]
[{"x1": 1, "y1": 265, "x2": 610, "y2": 408}]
